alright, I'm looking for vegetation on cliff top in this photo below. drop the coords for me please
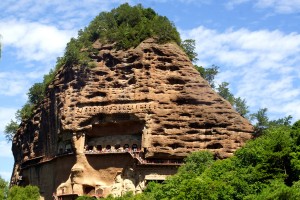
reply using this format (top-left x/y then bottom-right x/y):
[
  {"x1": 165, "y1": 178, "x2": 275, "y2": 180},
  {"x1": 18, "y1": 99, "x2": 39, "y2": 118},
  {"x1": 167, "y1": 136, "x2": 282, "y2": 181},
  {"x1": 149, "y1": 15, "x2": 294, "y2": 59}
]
[{"x1": 61, "y1": 3, "x2": 181, "y2": 67}]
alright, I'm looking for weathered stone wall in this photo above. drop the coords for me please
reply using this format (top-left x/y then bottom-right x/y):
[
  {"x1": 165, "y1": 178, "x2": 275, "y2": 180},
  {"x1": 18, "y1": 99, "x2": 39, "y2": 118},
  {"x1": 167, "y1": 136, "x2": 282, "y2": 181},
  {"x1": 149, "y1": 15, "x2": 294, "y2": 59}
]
[{"x1": 11, "y1": 38, "x2": 253, "y2": 199}]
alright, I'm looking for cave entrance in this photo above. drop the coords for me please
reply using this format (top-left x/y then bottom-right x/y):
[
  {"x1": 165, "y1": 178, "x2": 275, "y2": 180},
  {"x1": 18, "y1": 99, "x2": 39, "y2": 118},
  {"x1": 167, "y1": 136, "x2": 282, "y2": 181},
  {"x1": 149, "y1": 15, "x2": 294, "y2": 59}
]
[
  {"x1": 96, "y1": 145, "x2": 102, "y2": 151},
  {"x1": 83, "y1": 185, "x2": 95, "y2": 196},
  {"x1": 85, "y1": 113, "x2": 144, "y2": 153},
  {"x1": 132, "y1": 144, "x2": 138, "y2": 151},
  {"x1": 87, "y1": 113, "x2": 145, "y2": 136},
  {"x1": 57, "y1": 132, "x2": 73, "y2": 155}
]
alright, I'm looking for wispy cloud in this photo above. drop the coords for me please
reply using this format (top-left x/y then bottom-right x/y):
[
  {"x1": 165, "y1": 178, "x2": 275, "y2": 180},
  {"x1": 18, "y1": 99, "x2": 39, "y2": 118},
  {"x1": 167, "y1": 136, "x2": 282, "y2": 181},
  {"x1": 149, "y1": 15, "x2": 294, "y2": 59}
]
[
  {"x1": 0, "y1": 170, "x2": 12, "y2": 181},
  {"x1": 0, "y1": 0, "x2": 130, "y2": 29},
  {"x1": 227, "y1": 0, "x2": 300, "y2": 14},
  {"x1": 0, "y1": 141, "x2": 13, "y2": 158},
  {"x1": 0, "y1": 71, "x2": 37, "y2": 97},
  {"x1": 181, "y1": 26, "x2": 300, "y2": 120},
  {"x1": 0, "y1": 19, "x2": 75, "y2": 62}
]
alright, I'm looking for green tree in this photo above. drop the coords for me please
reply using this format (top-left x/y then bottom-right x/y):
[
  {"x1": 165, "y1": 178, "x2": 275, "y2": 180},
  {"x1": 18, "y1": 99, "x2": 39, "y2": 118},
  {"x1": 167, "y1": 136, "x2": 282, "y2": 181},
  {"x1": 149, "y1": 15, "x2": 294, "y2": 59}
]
[
  {"x1": 178, "y1": 151, "x2": 214, "y2": 176},
  {"x1": 181, "y1": 39, "x2": 198, "y2": 63},
  {"x1": 15, "y1": 102, "x2": 34, "y2": 121},
  {"x1": 0, "y1": 176, "x2": 8, "y2": 200},
  {"x1": 244, "y1": 180, "x2": 300, "y2": 200},
  {"x1": 4, "y1": 120, "x2": 19, "y2": 142},
  {"x1": 7, "y1": 185, "x2": 40, "y2": 200},
  {"x1": 195, "y1": 65, "x2": 219, "y2": 88},
  {"x1": 269, "y1": 115, "x2": 293, "y2": 127},
  {"x1": 4, "y1": 102, "x2": 35, "y2": 142},
  {"x1": 234, "y1": 97, "x2": 249, "y2": 118},
  {"x1": 250, "y1": 108, "x2": 292, "y2": 136},
  {"x1": 216, "y1": 82, "x2": 235, "y2": 105},
  {"x1": 28, "y1": 82, "x2": 45, "y2": 105},
  {"x1": 43, "y1": 68, "x2": 56, "y2": 87},
  {"x1": 215, "y1": 82, "x2": 249, "y2": 118},
  {"x1": 80, "y1": 3, "x2": 181, "y2": 52},
  {"x1": 250, "y1": 108, "x2": 269, "y2": 136}
]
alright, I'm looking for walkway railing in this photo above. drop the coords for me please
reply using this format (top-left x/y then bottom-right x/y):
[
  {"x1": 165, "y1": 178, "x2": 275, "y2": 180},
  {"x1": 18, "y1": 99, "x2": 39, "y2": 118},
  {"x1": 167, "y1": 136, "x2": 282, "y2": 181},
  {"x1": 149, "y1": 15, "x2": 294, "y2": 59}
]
[{"x1": 84, "y1": 149, "x2": 183, "y2": 166}]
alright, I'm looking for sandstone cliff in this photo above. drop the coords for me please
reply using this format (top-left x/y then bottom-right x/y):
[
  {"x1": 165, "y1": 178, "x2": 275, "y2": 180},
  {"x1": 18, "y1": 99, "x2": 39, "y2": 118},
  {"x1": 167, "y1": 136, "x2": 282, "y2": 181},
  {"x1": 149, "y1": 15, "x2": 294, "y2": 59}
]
[{"x1": 11, "y1": 38, "x2": 253, "y2": 199}]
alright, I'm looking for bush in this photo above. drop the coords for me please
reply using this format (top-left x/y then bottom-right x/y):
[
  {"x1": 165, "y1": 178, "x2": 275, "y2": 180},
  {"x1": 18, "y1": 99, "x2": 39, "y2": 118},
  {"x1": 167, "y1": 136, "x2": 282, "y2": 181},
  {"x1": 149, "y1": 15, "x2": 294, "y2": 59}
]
[
  {"x1": 7, "y1": 185, "x2": 40, "y2": 200},
  {"x1": 0, "y1": 176, "x2": 8, "y2": 200}
]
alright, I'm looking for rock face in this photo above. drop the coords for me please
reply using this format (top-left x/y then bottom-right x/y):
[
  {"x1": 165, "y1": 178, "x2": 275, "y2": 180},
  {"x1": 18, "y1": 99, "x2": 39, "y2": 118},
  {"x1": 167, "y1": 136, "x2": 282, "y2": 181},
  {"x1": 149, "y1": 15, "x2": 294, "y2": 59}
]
[{"x1": 11, "y1": 38, "x2": 253, "y2": 199}]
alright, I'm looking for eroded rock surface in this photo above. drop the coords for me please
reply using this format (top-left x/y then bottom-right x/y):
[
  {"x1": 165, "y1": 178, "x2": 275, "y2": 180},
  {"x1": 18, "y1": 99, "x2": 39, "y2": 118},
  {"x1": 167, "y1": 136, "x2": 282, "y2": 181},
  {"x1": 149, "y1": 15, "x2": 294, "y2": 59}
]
[{"x1": 11, "y1": 38, "x2": 253, "y2": 199}]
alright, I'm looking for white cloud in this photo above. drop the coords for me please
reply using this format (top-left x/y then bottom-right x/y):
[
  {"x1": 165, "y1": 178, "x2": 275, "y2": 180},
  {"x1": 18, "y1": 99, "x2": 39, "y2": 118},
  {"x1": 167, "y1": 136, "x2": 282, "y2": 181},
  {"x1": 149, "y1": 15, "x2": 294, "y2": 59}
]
[
  {"x1": 0, "y1": 19, "x2": 75, "y2": 62},
  {"x1": 0, "y1": 19, "x2": 77, "y2": 98},
  {"x1": 0, "y1": 141, "x2": 13, "y2": 158},
  {"x1": 181, "y1": 26, "x2": 300, "y2": 120},
  {"x1": 255, "y1": 0, "x2": 300, "y2": 13},
  {"x1": 0, "y1": 171, "x2": 12, "y2": 181},
  {"x1": 226, "y1": 0, "x2": 250, "y2": 9},
  {"x1": 227, "y1": 0, "x2": 300, "y2": 14},
  {"x1": 0, "y1": 0, "x2": 130, "y2": 29},
  {"x1": 0, "y1": 71, "x2": 33, "y2": 97}
]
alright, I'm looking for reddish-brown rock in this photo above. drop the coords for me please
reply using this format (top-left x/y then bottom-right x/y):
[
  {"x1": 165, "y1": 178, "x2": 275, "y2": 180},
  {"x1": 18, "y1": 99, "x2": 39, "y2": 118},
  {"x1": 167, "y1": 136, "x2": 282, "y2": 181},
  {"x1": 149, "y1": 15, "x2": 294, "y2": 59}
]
[{"x1": 11, "y1": 38, "x2": 253, "y2": 199}]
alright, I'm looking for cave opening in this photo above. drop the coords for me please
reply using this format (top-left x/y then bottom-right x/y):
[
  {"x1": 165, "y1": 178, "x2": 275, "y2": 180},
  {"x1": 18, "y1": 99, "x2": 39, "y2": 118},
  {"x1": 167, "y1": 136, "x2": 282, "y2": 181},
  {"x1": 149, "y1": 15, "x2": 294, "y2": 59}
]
[{"x1": 84, "y1": 113, "x2": 144, "y2": 153}]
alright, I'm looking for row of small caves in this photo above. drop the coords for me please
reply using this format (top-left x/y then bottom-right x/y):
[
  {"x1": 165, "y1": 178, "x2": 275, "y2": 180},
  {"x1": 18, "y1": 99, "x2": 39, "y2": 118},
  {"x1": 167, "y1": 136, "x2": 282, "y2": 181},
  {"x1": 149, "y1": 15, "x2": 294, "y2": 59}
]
[
  {"x1": 56, "y1": 113, "x2": 185, "y2": 164},
  {"x1": 57, "y1": 114, "x2": 142, "y2": 153}
]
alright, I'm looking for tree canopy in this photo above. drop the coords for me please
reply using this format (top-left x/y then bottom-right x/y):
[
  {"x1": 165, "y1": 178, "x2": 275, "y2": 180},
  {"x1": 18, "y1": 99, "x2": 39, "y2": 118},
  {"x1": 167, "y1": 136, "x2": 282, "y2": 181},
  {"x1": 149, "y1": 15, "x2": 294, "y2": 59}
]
[
  {"x1": 61, "y1": 3, "x2": 181, "y2": 67},
  {"x1": 0, "y1": 176, "x2": 8, "y2": 200},
  {"x1": 181, "y1": 39, "x2": 198, "y2": 63},
  {"x1": 7, "y1": 185, "x2": 40, "y2": 200},
  {"x1": 0, "y1": 179, "x2": 39, "y2": 200}
]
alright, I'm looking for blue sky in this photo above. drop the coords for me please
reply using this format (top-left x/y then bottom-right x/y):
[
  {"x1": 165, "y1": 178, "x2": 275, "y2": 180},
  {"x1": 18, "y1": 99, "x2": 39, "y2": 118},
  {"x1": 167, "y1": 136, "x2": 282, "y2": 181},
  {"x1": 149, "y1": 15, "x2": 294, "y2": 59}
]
[{"x1": 0, "y1": 0, "x2": 300, "y2": 181}]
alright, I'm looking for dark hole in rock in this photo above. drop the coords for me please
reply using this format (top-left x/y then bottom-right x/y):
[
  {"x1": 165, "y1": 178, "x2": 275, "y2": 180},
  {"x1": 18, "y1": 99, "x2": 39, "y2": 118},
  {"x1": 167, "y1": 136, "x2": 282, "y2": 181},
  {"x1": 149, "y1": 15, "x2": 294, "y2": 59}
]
[
  {"x1": 170, "y1": 66, "x2": 180, "y2": 71},
  {"x1": 167, "y1": 77, "x2": 186, "y2": 85},
  {"x1": 86, "y1": 92, "x2": 107, "y2": 98},
  {"x1": 174, "y1": 97, "x2": 199, "y2": 105},
  {"x1": 128, "y1": 77, "x2": 136, "y2": 85},
  {"x1": 105, "y1": 77, "x2": 113, "y2": 82},
  {"x1": 206, "y1": 143, "x2": 223, "y2": 149},
  {"x1": 103, "y1": 53, "x2": 120, "y2": 68},
  {"x1": 153, "y1": 142, "x2": 161, "y2": 147},
  {"x1": 180, "y1": 113, "x2": 191, "y2": 117}
]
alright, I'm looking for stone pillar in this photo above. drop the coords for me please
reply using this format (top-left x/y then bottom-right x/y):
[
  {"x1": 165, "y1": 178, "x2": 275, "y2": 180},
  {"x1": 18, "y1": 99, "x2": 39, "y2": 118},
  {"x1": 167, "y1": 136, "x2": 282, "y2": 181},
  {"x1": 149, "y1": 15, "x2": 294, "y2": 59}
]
[{"x1": 72, "y1": 132, "x2": 85, "y2": 154}]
